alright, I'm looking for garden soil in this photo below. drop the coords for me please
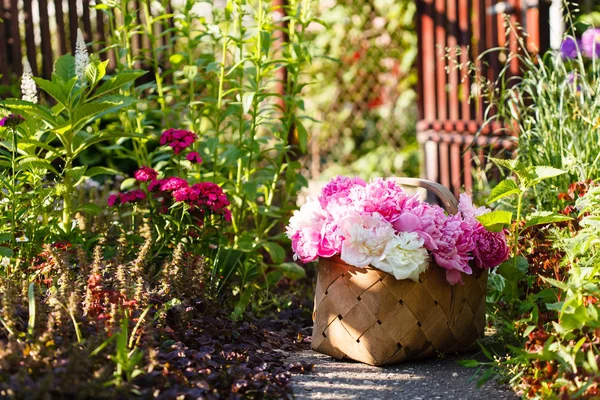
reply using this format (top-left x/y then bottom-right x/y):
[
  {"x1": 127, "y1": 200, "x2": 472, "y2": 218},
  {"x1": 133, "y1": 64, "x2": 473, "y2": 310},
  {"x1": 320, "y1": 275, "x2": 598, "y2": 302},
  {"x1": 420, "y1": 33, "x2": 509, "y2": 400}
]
[{"x1": 289, "y1": 350, "x2": 518, "y2": 400}]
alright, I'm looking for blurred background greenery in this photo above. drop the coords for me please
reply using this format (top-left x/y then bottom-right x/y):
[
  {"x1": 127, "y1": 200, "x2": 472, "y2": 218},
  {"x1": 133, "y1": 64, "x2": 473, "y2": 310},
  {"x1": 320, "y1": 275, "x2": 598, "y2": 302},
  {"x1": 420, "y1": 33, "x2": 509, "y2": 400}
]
[{"x1": 302, "y1": 0, "x2": 420, "y2": 181}]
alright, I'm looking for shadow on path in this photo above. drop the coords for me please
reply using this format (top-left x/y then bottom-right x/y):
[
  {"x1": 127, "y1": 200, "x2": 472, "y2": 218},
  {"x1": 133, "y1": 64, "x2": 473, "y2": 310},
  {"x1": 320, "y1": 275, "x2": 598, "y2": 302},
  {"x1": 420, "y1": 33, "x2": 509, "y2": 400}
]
[{"x1": 289, "y1": 350, "x2": 518, "y2": 400}]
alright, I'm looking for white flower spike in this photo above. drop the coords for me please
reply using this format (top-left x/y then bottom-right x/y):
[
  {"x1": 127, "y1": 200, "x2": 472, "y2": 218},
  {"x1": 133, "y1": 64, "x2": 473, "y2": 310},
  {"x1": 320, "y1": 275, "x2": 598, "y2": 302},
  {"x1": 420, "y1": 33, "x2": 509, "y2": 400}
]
[
  {"x1": 75, "y1": 28, "x2": 89, "y2": 82},
  {"x1": 21, "y1": 60, "x2": 38, "y2": 103}
]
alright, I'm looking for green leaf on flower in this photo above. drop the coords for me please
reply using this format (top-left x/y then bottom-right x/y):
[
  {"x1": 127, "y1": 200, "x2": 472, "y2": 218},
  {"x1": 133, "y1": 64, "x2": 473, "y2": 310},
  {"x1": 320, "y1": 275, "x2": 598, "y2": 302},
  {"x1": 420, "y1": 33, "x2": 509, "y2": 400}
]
[
  {"x1": 0, "y1": 246, "x2": 13, "y2": 257},
  {"x1": 476, "y1": 210, "x2": 512, "y2": 232},
  {"x1": 18, "y1": 156, "x2": 59, "y2": 175},
  {"x1": 53, "y1": 55, "x2": 76, "y2": 82},
  {"x1": 525, "y1": 211, "x2": 572, "y2": 228},
  {"x1": 89, "y1": 71, "x2": 147, "y2": 100},
  {"x1": 66, "y1": 165, "x2": 88, "y2": 185},
  {"x1": 530, "y1": 166, "x2": 567, "y2": 185},
  {"x1": 487, "y1": 179, "x2": 522, "y2": 203},
  {"x1": 523, "y1": 325, "x2": 537, "y2": 337},
  {"x1": 261, "y1": 241, "x2": 286, "y2": 264},
  {"x1": 488, "y1": 157, "x2": 519, "y2": 172},
  {"x1": 75, "y1": 203, "x2": 103, "y2": 216},
  {"x1": 457, "y1": 359, "x2": 480, "y2": 368},
  {"x1": 120, "y1": 177, "x2": 137, "y2": 191},
  {"x1": 274, "y1": 262, "x2": 306, "y2": 280},
  {"x1": 559, "y1": 304, "x2": 589, "y2": 332},
  {"x1": 0, "y1": 233, "x2": 12, "y2": 243},
  {"x1": 33, "y1": 77, "x2": 70, "y2": 107},
  {"x1": 497, "y1": 256, "x2": 529, "y2": 281},
  {"x1": 86, "y1": 166, "x2": 119, "y2": 178},
  {"x1": 242, "y1": 92, "x2": 255, "y2": 114},
  {"x1": 296, "y1": 119, "x2": 308, "y2": 153}
]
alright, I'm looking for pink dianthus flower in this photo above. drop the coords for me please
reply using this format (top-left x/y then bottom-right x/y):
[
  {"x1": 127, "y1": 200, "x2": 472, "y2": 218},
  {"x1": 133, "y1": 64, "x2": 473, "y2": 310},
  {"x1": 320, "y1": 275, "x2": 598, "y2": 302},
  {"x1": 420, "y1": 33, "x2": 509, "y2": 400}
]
[
  {"x1": 186, "y1": 151, "x2": 202, "y2": 164},
  {"x1": 160, "y1": 128, "x2": 197, "y2": 154},
  {"x1": 134, "y1": 166, "x2": 158, "y2": 182},
  {"x1": 108, "y1": 194, "x2": 121, "y2": 207}
]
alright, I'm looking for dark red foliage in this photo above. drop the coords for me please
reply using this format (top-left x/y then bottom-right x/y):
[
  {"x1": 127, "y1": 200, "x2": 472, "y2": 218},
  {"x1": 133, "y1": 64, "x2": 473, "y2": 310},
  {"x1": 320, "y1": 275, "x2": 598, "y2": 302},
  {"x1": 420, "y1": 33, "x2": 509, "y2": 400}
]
[{"x1": 130, "y1": 298, "x2": 313, "y2": 399}]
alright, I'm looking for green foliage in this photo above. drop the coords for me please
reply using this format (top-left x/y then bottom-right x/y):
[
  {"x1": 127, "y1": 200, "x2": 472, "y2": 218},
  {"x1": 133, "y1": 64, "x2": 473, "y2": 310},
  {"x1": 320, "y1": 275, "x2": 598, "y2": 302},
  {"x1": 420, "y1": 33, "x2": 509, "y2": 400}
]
[
  {"x1": 479, "y1": 26, "x2": 600, "y2": 210},
  {"x1": 1, "y1": 54, "x2": 144, "y2": 237},
  {"x1": 303, "y1": 0, "x2": 419, "y2": 178},
  {"x1": 104, "y1": 0, "x2": 315, "y2": 313}
]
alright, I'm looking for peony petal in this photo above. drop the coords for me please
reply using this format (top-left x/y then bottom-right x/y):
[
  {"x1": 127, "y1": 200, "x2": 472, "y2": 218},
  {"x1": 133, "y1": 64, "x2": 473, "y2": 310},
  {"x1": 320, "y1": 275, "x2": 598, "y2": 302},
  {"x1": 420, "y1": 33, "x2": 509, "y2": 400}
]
[{"x1": 446, "y1": 269, "x2": 464, "y2": 285}]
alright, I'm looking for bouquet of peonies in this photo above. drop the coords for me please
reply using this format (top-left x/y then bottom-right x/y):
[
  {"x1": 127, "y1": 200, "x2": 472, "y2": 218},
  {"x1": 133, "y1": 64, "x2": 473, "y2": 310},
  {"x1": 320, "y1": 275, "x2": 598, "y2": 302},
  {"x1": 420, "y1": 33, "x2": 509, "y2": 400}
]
[{"x1": 286, "y1": 176, "x2": 509, "y2": 285}]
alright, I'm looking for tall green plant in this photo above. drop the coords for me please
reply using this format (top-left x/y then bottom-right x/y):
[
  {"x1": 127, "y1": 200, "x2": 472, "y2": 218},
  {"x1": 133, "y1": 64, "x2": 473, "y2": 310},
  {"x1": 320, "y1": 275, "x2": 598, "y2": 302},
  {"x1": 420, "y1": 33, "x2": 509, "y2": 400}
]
[
  {"x1": 476, "y1": 18, "x2": 600, "y2": 210},
  {"x1": 95, "y1": 0, "x2": 316, "y2": 312},
  {"x1": 2, "y1": 55, "x2": 144, "y2": 234}
]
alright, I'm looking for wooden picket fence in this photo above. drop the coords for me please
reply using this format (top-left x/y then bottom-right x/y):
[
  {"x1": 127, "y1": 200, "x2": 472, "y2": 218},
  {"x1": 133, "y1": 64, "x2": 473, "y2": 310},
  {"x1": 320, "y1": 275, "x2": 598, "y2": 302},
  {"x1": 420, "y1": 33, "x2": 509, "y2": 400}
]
[
  {"x1": 415, "y1": 0, "x2": 550, "y2": 195},
  {"x1": 0, "y1": 0, "x2": 175, "y2": 86}
]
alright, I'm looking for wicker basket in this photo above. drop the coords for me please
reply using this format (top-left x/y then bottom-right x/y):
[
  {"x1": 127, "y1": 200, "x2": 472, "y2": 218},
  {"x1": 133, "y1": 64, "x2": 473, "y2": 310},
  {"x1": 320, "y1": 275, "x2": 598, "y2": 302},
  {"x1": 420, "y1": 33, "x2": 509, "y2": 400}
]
[{"x1": 310, "y1": 178, "x2": 488, "y2": 366}]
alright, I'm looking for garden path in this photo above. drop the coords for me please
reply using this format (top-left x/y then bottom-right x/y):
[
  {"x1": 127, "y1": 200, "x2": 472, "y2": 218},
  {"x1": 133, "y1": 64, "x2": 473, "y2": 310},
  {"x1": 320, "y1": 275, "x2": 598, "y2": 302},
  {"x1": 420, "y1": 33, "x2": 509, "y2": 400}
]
[{"x1": 289, "y1": 350, "x2": 517, "y2": 400}]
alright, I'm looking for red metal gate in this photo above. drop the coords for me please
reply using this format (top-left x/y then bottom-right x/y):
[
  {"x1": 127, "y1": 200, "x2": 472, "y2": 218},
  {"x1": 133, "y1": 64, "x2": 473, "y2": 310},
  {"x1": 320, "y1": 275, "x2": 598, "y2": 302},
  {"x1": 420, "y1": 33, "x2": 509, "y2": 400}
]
[{"x1": 416, "y1": 0, "x2": 550, "y2": 195}]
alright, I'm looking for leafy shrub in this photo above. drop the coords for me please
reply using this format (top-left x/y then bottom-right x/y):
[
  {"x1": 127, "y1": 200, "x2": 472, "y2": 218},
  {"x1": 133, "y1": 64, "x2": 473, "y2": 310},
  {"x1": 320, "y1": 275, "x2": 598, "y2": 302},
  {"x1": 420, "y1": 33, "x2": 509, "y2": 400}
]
[{"x1": 475, "y1": 20, "x2": 600, "y2": 211}]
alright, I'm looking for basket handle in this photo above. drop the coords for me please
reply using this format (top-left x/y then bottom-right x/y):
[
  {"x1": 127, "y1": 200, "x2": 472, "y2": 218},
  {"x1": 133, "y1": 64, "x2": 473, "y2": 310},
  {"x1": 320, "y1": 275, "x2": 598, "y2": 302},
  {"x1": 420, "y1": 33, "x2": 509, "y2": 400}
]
[{"x1": 394, "y1": 177, "x2": 459, "y2": 215}]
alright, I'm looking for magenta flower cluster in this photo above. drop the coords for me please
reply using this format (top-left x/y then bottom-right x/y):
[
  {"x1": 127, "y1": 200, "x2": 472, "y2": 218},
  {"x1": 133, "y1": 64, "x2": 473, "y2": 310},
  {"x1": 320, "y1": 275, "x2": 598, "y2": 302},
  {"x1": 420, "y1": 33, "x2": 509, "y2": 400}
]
[
  {"x1": 107, "y1": 189, "x2": 146, "y2": 207},
  {"x1": 160, "y1": 128, "x2": 197, "y2": 155},
  {"x1": 134, "y1": 166, "x2": 158, "y2": 182},
  {"x1": 109, "y1": 166, "x2": 231, "y2": 224},
  {"x1": 286, "y1": 176, "x2": 509, "y2": 285}
]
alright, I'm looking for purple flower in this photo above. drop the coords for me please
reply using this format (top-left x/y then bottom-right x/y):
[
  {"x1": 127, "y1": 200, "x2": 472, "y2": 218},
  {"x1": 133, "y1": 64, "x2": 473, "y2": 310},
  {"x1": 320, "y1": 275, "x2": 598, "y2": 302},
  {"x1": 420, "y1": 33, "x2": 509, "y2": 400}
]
[
  {"x1": 560, "y1": 36, "x2": 580, "y2": 59},
  {"x1": 0, "y1": 114, "x2": 25, "y2": 128},
  {"x1": 581, "y1": 28, "x2": 600, "y2": 58}
]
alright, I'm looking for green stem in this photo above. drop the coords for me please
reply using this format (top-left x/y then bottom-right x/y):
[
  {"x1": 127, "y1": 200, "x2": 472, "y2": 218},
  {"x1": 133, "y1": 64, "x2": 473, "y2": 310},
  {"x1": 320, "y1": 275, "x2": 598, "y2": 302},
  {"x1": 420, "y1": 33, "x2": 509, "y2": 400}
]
[
  {"x1": 63, "y1": 158, "x2": 73, "y2": 234},
  {"x1": 213, "y1": 23, "x2": 230, "y2": 182},
  {"x1": 10, "y1": 128, "x2": 17, "y2": 246},
  {"x1": 513, "y1": 192, "x2": 523, "y2": 270}
]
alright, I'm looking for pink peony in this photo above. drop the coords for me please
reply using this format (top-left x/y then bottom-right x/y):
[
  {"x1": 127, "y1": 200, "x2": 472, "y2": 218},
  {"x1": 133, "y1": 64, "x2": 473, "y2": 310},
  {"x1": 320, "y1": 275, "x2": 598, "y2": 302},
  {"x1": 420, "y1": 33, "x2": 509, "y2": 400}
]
[
  {"x1": 473, "y1": 226, "x2": 509, "y2": 268},
  {"x1": 286, "y1": 198, "x2": 327, "y2": 238},
  {"x1": 134, "y1": 166, "x2": 158, "y2": 182},
  {"x1": 349, "y1": 179, "x2": 414, "y2": 223},
  {"x1": 291, "y1": 229, "x2": 320, "y2": 263},
  {"x1": 339, "y1": 212, "x2": 395, "y2": 268},
  {"x1": 319, "y1": 176, "x2": 366, "y2": 208},
  {"x1": 318, "y1": 220, "x2": 344, "y2": 257},
  {"x1": 186, "y1": 151, "x2": 202, "y2": 164},
  {"x1": 458, "y1": 193, "x2": 490, "y2": 220},
  {"x1": 432, "y1": 215, "x2": 476, "y2": 285},
  {"x1": 393, "y1": 203, "x2": 447, "y2": 250}
]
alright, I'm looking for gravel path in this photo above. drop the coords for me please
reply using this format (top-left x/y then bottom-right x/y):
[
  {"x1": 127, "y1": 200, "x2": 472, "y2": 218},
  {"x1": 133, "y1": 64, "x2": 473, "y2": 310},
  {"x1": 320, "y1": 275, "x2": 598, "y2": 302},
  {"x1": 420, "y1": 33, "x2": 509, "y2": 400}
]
[{"x1": 290, "y1": 350, "x2": 518, "y2": 400}]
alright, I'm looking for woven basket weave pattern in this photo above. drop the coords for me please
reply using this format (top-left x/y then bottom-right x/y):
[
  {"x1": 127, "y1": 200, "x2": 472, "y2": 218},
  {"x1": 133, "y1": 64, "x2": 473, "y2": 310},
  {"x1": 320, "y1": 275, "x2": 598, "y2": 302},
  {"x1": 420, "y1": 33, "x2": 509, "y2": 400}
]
[{"x1": 311, "y1": 256, "x2": 487, "y2": 366}]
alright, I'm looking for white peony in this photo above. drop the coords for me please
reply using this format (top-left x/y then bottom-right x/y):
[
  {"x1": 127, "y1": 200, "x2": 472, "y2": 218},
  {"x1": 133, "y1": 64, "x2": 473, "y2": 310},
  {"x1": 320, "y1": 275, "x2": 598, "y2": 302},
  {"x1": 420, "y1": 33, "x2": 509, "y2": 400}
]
[
  {"x1": 340, "y1": 212, "x2": 395, "y2": 268},
  {"x1": 286, "y1": 197, "x2": 326, "y2": 237},
  {"x1": 372, "y1": 231, "x2": 429, "y2": 281}
]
